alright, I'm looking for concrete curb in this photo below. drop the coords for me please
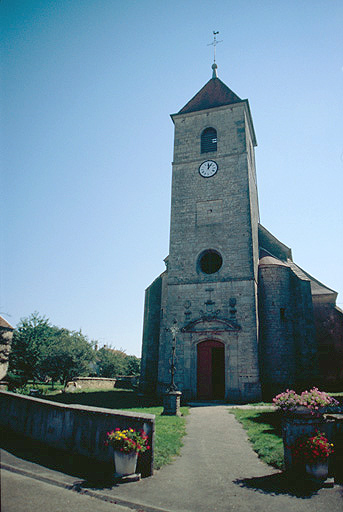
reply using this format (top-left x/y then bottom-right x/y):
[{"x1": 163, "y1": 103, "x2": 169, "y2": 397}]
[{"x1": 1, "y1": 463, "x2": 170, "y2": 512}]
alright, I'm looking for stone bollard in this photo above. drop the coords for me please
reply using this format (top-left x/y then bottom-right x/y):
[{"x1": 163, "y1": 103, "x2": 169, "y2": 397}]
[{"x1": 162, "y1": 390, "x2": 182, "y2": 416}]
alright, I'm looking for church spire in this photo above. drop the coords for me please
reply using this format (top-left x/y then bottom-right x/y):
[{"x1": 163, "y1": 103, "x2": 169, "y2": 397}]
[{"x1": 208, "y1": 31, "x2": 222, "y2": 78}]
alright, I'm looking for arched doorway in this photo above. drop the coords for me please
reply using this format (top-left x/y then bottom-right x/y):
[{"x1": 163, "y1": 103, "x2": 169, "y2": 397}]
[{"x1": 197, "y1": 340, "x2": 225, "y2": 399}]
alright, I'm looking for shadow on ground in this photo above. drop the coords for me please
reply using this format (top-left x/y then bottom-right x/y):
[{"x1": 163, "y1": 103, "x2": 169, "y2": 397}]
[
  {"x1": 43, "y1": 389, "x2": 163, "y2": 410},
  {"x1": 0, "y1": 427, "x2": 120, "y2": 489},
  {"x1": 234, "y1": 471, "x2": 334, "y2": 498},
  {"x1": 0, "y1": 392, "x2": 164, "y2": 490}
]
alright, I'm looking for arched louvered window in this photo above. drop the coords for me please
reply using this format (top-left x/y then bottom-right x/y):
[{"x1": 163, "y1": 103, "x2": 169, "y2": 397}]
[{"x1": 201, "y1": 127, "x2": 217, "y2": 153}]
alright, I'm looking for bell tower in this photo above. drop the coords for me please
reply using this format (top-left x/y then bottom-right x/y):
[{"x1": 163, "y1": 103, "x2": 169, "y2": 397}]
[{"x1": 140, "y1": 64, "x2": 262, "y2": 402}]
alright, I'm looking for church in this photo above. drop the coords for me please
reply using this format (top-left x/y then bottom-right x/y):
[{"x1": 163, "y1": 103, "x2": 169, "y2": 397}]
[{"x1": 139, "y1": 63, "x2": 343, "y2": 403}]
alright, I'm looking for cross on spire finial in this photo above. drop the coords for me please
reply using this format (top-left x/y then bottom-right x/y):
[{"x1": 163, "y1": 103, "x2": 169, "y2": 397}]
[{"x1": 207, "y1": 31, "x2": 222, "y2": 78}]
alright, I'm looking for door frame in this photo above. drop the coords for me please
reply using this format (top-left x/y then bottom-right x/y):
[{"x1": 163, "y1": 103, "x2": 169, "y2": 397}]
[{"x1": 196, "y1": 339, "x2": 225, "y2": 399}]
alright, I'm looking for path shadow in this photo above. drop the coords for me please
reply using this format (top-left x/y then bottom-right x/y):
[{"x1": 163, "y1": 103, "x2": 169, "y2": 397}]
[
  {"x1": 187, "y1": 401, "x2": 228, "y2": 407},
  {"x1": 234, "y1": 471, "x2": 331, "y2": 498},
  {"x1": 0, "y1": 427, "x2": 119, "y2": 490},
  {"x1": 43, "y1": 390, "x2": 163, "y2": 409}
]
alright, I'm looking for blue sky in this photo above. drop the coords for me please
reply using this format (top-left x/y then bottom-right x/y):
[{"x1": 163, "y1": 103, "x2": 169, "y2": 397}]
[{"x1": 2, "y1": 1, "x2": 342, "y2": 356}]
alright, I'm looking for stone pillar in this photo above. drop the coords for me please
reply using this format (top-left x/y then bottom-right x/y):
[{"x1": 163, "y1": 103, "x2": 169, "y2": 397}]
[{"x1": 162, "y1": 391, "x2": 182, "y2": 416}]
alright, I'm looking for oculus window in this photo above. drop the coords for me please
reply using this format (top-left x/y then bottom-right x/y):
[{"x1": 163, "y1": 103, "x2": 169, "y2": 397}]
[{"x1": 198, "y1": 250, "x2": 223, "y2": 274}]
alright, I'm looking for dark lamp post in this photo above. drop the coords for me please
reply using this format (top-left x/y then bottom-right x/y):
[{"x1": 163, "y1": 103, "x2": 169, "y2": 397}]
[
  {"x1": 162, "y1": 319, "x2": 182, "y2": 416},
  {"x1": 167, "y1": 320, "x2": 179, "y2": 392}
]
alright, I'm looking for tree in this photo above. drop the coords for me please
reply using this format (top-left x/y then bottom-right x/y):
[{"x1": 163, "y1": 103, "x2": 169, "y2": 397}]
[
  {"x1": 95, "y1": 347, "x2": 141, "y2": 378},
  {"x1": 40, "y1": 329, "x2": 95, "y2": 385},
  {"x1": 95, "y1": 347, "x2": 127, "y2": 377},
  {"x1": 126, "y1": 355, "x2": 141, "y2": 376},
  {"x1": 9, "y1": 312, "x2": 55, "y2": 382},
  {"x1": 9, "y1": 313, "x2": 95, "y2": 386}
]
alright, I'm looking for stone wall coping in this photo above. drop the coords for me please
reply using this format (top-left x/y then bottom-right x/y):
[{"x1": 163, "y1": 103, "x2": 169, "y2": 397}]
[
  {"x1": 0, "y1": 390, "x2": 155, "y2": 420},
  {"x1": 70, "y1": 377, "x2": 117, "y2": 381}
]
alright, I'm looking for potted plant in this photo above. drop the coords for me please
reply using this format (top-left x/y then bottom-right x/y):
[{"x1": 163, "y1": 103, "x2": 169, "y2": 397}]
[
  {"x1": 273, "y1": 387, "x2": 338, "y2": 416},
  {"x1": 292, "y1": 431, "x2": 334, "y2": 484},
  {"x1": 105, "y1": 428, "x2": 150, "y2": 477}
]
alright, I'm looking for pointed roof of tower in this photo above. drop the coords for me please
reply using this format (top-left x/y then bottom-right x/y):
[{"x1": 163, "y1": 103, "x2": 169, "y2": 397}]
[{"x1": 178, "y1": 76, "x2": 242, "y2": 115}]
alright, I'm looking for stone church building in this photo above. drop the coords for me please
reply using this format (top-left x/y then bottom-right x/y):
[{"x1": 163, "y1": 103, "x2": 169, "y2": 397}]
[{"x1": 140, "y1": 65, "x2": 343, "y2": 402}]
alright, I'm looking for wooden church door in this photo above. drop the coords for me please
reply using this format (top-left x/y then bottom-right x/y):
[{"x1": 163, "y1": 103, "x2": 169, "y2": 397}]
[{"x1": 197, "y1": 340, "x2": 225, "y2": 399}]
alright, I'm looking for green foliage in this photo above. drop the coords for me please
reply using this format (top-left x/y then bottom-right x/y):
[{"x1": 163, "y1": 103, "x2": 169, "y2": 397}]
[
  {"x1": 6, "y1": 370, "x2": 27, "y2": 391},
  {"x1": 9, "y1": 312, "x2": 141, "y2": 389},
  {"x1": 9, "y1": 312, "x2": 94, "y2": 386},
  {"x1": 41, "y1": 329, "x2": 95, "y2": 385},
  {"x1": 230, "y1": 409, "x2": 284, "y2": 469},
  {"x1": 95, "y1": 347, "x2": 127, "y2": 377},
  {"x1": 95, "y1": 348, "x2": 140, "y2": 377},
  {"x1": 126, "y1": 355, "x2": 141, "y2": 375},
  {"x1": 9, "y1": 312, "x2": 55, "y2": 382}
]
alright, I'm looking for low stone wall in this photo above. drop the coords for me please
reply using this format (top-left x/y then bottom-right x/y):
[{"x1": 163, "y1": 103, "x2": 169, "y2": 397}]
[
  {"x1": 65, "y1": 377, "x2": 117, "y2": 391},
  {"x1": 64, "y1": 376, "x2": 139, "y2": 391},
  {"x1": 0, "y1": 390, "x2": 155, "y2": 477}
]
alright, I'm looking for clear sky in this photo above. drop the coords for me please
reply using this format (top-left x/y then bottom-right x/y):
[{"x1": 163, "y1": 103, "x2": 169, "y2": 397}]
[{"x1": 2, "y1": 1, "x2": 342, "y2": 356}]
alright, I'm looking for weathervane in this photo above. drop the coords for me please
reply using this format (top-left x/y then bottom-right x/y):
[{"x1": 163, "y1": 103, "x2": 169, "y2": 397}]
[{"x1": 208, "y1": 30, "x2": 222, "y2": 64}]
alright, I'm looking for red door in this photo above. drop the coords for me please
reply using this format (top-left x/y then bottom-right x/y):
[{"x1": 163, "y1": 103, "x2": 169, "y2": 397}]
[{"x1": 197, "y1": 340, "x2": 225, "y2": 399}]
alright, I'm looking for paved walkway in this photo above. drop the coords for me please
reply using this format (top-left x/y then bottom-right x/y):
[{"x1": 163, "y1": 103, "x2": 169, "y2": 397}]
[{"x1": 1, "y1": 406, "x2": 343, "y2": 511}]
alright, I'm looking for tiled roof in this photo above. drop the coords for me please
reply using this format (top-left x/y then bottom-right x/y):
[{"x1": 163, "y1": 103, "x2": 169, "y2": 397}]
[
  {"x1": 287, "y1": 261, "x2": 337, "y2": 297},
  {"x1": 258, "y1": 224, "x2": 292, "y2": 262},
  {"x1": 178, "y1": 77, "x2": 242, "y2": 114},
  {"x1": 0, "y1": 316, "x2": 14, "y2": 329},
  {"x1": 258, "y1": 232, "x2": 337, "y2": 299}
]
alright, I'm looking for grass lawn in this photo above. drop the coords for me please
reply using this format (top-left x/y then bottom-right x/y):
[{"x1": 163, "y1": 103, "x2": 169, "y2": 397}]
[
  {"x1": 43, "y1": 388, "x2": 189, "y2": 470},
  {"x1": 230, "y1": 408, "x2": 284, "y2": 469}
]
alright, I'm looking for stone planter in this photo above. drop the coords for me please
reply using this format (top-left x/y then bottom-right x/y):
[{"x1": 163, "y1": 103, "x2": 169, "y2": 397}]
[
  {"x1": 305, "y1": 460, "x2": 329, "y2": 485},
  {"x1": 114, "y1": 450, "x2": 138, "y2": 476},
  {"x1": 286, "y1": 406, "x2": 324, "y2": 418},
  {"x1": 281, "y1": 413, "x2": 326, "y2": 471}
]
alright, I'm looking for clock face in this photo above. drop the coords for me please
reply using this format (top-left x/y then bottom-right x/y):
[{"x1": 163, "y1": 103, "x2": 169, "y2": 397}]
[{"x1": 199, "y1": 160, "x2": 218, "y2": 178}]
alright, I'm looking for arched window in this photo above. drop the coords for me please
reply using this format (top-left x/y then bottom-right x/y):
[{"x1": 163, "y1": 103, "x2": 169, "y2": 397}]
[{"x1": 201, "y1": 127, "x2": 217, "y2": 153}]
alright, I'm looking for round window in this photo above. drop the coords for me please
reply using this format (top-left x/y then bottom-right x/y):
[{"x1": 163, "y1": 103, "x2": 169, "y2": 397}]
[{"x1": 198, "y1": 250, "x2": 223, "y2": 274}]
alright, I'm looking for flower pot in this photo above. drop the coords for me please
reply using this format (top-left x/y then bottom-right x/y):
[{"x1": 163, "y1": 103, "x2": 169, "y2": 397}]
[
  {"x1": 114, "y1": 450, "x2": 138, "y2": 476},
  {"x1": 305, "y1": 460, "x2": 329, "y2": 484}
]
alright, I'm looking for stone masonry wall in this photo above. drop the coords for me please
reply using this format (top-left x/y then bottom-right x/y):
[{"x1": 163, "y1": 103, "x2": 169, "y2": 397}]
[
  {"x1": 65, "y1": 377, "x2": 117, "y2": 391},
  {"x1": 154, "y1": 101, "x2": 262, "y2": 402},
  {"x1": 313, "y1": 301, "x2": 343, "y2": 388},
  {"x1": 157, "y1": 279, "x2": 261, "y2": 402},
  {"x1": 290, "y1": 271, "x2": 317, "y2": 388},
  {"x1": 0, "y1": 323, "x2": 14, "y2": 381},
  {"x1": 140, "y1": 274, "x2": 163, "y2": 394},
  {"x1": 258, "y1": 264, "x2": 296, "y2": 398},
  {"x1": 0, "y1": 390, "x2": 155, "y2": 477},
  {"x1": 258, "y1": 262, "x2": 317, "y2": 399}
]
